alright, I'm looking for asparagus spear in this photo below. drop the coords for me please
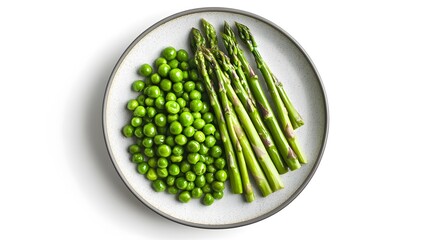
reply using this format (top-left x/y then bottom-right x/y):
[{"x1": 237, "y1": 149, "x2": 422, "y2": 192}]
[
  {"x1": 201, "y1": 19, "x2": 219, "y2": 50},
  {"x1": 236, "y1": 22, "x2": 307, "y2": 164},
  {"x1": 222, "y1": 26, "x2": 301, "y2": 170},
  {"x1": 229, "y1": 100, "x2": 272, "y2": 197},
  {"x1": 192, "y1": 30, "x2": 243, "y2": 194},
  {"x1": 213, "y1": 49, "x2": 288, "y2": 174},
  {"x1": 203, "y1": 47, "x2": 284, "y2": 192}
]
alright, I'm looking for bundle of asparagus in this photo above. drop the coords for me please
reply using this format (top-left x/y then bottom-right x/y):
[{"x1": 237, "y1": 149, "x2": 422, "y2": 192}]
[{"x1": 190, "y1": 19, "x2": 306, "y2": 202}]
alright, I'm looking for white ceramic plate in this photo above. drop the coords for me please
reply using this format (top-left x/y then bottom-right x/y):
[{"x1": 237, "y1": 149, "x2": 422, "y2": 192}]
[{"x1": 103, "y1": 7, "x2": 328, "y2": 228}]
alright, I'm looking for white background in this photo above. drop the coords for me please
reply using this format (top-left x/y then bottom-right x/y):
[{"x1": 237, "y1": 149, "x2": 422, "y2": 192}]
[{"x1": 1, "y1": 0, "x2": 428, "y2": 239}]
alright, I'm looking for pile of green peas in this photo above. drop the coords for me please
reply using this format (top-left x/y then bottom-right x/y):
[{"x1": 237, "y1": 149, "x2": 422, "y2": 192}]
[{"x1": 122, "y1": 46, "x2": 228, "y2": 205}]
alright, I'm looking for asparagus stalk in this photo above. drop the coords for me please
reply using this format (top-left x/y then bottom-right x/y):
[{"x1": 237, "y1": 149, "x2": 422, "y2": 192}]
[
  {"x1": 236, "y1": 22, "x2": 307, "y2": 164},
  {"x1": 203, "y1": 47, "x2": 284, "y2": 191},
  {"x1": 229, "y1": 100, "x2": 272, "y2": 197},
  {"x1": 213, "y1": 49, "x2": 288, "y2": 174},
  {"x1": 192, "y1": 30, "x2": 243, "y2": 194},
  {"x1": 224, "y1": 99, "x2": 255, "y2": 202},
  {"x1": 201, "y1": 19, "x2": 219, "y2": 50},
  {"x1": 222, "y1": 26, "x2": 301, "y2": 170}
]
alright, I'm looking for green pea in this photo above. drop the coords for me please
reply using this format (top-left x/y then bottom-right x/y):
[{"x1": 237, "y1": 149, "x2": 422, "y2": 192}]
[
  {"x1": 178, "y1": 191, "x2": 191, "y2": 203},
  {"x1": 180, "y1": 61, "x2": 189, "y2": 71},
  {"x1": 180, "y1": 161, "x2": 191, "y2": 173},
  {"x1": 157, "y1": 144, "x2": 171, "y2": 158},
  {"x1": 174, "y1": 134, "x2": 187, "y2": 146},
  {"x1": 143, "y1": 123, "x2": 157, "y2": 137},
  {"x1": 156, "y1": 168, "x2": 168, "y2": 178},
  {"x1": 128, "y1": 144, "x2": 140, "y2": 154},
  {"x1": 137, "y1": 95, "x2": 145, "y2": 106},
  {"x1": 169, "y1": 121, "x2": 183, "y2": 135},
  {"x1": 144, "y1": 97, "x2": 154, "y2": 107},
  {"x1": 170, "y1": 155, "x2": 183, "y2": 163},
  {"x1": 179, "y1": 112, "x2": 194, "y2": 127},
  {"x1": 191, "y1": 187, "x2": 203, "y2": 199},
  {"x1": 152, "y1": 179, "x2": 166, "y2": 192},
  {"x1": 207, "y1": 164, "x2": 216, "y2": 173},
  {"x1": 176, "y1": 49, "x2": 189, "y2": 62},
  {"x1": 167, "y1": 114, "x2": 179, "y2": 123},
  {"x1": 172, "y1": 145, "x2": 184, "y2": 156},
  {"x1": 195, "y1": 82, "x2": 204, "y2": 92},
  {"x1": 185, "y1": 171, "x2": 196, "y2": 182},
  {"x1": 154, "y1": 113, "x2": 167, "y2": 127},
  {"x1": 182, "y1": 92, "x2": 190, "y2": 101},
  {"x1": 175, "y1": 91, "x2": 184, "y2": 97},
  {"x1": 133, "y1": 106, "x2": 146, "y2": 117},
  {"x1": 205, "y1": 172, "x2": 214, "y2": 183},
  {"x1": 160, "y1": 79, "x2": 172, "y2": 91},
  {"x1": 156, "y1": 157, "x2": 168, "y2": 168},
  {"x1": 169, "y1": 68, "x2": 184, "y2": 83},
  {"x1": 176, "y1": 97, "x2": 186, "y2": 108},
  {"x1": 210, "y1": 145, "x2": 223, "y2": 158},
  {"x1": 214, "y1": 131, "x2": 221, "y2": 141},
  {"x1": 154, "y1": 97, "x2": 165, "y2": 110},
  {"x1": 198, "y1": 144, "x2": 209, "y2": 155},
  {"x1": 202, "y1": 112, "x2": 214, "y2": 123},
  {"x1": 131, "y1": 153, "x2": 144, "y2": 163},
  {"x1": 183, "y1": 81, "x2": 195, "y2": 92},
  {"x1": 155, "y1": 57, "x2": 167, "y2": 67},
  {"x1": 131, "y1": 117, "x2": 142, "y2": 127},
  {"x1": 189, "y1": 69, "x2": 199, "y2": 81},
  {"x1": 187, "y1": 153, "x2": 200, "y2": 164},
  {"x1": 202, "y1": 124, "x2": 216, "y2": 135},
  {"x1": 162, "y1": 46, "x2": 177, "y2": 61},
  {"x1": 193, "y1": 162, "x2": 207, "y2": 176},
  {"x1": 189, "y1": 89, "x2": 202, "y2": 100},
  {"x1": 165, "y1": 92, "x2": 176, "y2": 101},
  {"x1": 144, "y1": 147, "x2": 155, "y2": 157},
  {"x1": 137, "y1": 162, "x2": 149, "y2": 175},
  {"x1": 150, "y1": 73, "x2": 161, "y2": 84},
  {"x1": 127, "y1": 99, "x2": 139, "y2": 111},
  {"x1": 183, "y1": 126, "x2": 195, "y2": 137},
  {"x1": 165, "y1": 136, "x2": 175, "y2": 147},
  {"x1": 195, "y1": 175, "x2": 206, "y2": 187},
  {"x1": 200, "y1": 102, "x2": 210, "y2": 114},
  {"x1": 212, "y1": 191, "x2": 224, "y2": 200},
  {"x1": 142, "y1": 137, "x2": 153, "y2": 148},
  {"x1": 168, "y1": 163, "x2": 180, "y2": 176},
  {"x1": 122, "y1": 124, "x2": 134, "y2": 137},
  {"x1": 193, "y1": 118, "x2": 205, "y2": 130},
  {"x1": 138, "y1": 63, "x2": 152, "y2": 77},
  {"x1": 146, "y1": 168, "x2": 158, "y2": 181},
  {"x1": 215, "y1": 169, "x2": 228, "y2": 182},
  {"x1": 204, "y1": 135, "x2": 216, "y2": 148},
  {"x1": 203, "y1": 193, "x2": 214, "y2": 206},
  {"x1": 147, "y1": 158, "x2": 157, "y2": 168},
  {"x1": 146, "y1": 107, "x2": 157, "y2": 118},
  {"x1": 202, "y1": 184, "x2": 212, "y2": 193},
  {"x1": 193, "y1": 131, "x2": 205, "y2": 143},
  {"x1": 168, "y1": 59, "x2": 179, "y2": 69},
  {"x1": 187, "y1": 140, "x2": 200, "y2": 153},
  {"x1": 167, "y1": 186, "x2": 179, "y2": 194},
  {"x1": 158, "y1": 63, "x2": 171, "y2": 77},
  {"x1": 166, "y1": 176, "x2": 176, "y2": 186},
  {"x1": 132, "y1": 80, "x2": 145, "y2": 92},
  {"x1": 153, "y1": 135, "x2": 165, "y2": 145},
  {"x1": 165, "y1": 101, "x2": 180, "y2": 114},
  {"x1": 186, "y1": 181, "x2": 195, "y2": 191},
  {"x1": 175, "y1": 177, "x2": 188, "y2": 190},
  {"x1": 147, "y1": 86, "x2": 161, "y2": 99},
  {"x1": 157, "y1": 126, "x2": 167, "y2": 135},
  {"x1": 134, "y1": 127, "x2": 143, "y2": 138},
  {"x1": 211, "y1": 181, "x2": 225, "y2": 192},
  {"x1": 214, "y1": 157, "x2": 226, "y2": 170},
  {"x1": 191, "y1": 112, "x2": 201, "y2": 119},
  {"x1": 189, "y1": 99, "x2": 203, "y2": 112}
]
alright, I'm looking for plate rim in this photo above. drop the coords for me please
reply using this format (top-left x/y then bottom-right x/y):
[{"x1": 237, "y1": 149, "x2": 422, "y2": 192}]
[{"x1": 102, "y1": 7, "x2": 329, "y2": 229}]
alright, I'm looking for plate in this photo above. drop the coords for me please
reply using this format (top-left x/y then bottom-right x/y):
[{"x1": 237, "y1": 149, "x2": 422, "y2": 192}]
[{"x1": 103, "y1": 7, "x2": 329, "y2": 229}]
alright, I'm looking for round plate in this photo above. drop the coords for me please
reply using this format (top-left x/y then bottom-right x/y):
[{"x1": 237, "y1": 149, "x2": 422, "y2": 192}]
[{"x1": 103, "y1": 7, "x2": 328, "y2": 229}]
